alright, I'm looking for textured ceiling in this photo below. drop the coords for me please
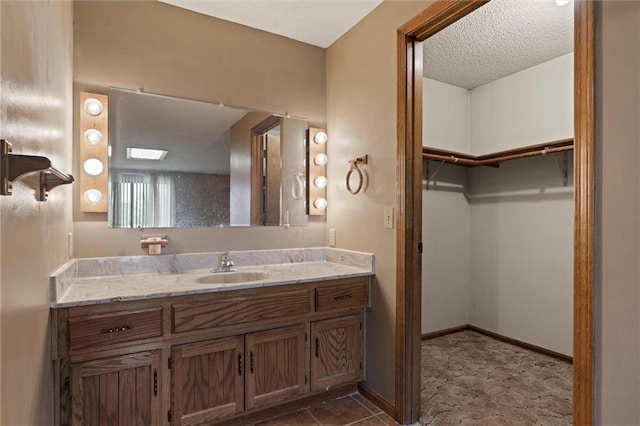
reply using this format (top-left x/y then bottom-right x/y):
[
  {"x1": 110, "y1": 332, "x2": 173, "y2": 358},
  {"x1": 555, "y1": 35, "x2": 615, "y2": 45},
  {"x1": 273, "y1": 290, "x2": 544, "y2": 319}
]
[
  {"x1": 423, "y1": 0, "x2": 574, "y2": 89},
  {"x1": 158, "y1": 0, "x2": 383, "y2": 48}
]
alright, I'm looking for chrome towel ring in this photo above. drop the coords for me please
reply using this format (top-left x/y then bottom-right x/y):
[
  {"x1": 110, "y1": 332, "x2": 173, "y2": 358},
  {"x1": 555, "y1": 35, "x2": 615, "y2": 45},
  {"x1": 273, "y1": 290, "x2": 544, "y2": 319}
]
[
  {"x1": 291, "y1": 172, "x2": 305, "y2": 200},
  {"x1": 346, "y1": 155, "x2": 369, "y2": 195}
]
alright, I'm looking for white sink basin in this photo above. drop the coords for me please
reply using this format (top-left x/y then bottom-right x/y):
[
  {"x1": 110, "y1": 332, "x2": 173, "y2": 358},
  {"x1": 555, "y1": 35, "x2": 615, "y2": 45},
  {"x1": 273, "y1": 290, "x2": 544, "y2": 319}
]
[{"x1": 194, "y1": 271, "x2": 269, "y2": 284}]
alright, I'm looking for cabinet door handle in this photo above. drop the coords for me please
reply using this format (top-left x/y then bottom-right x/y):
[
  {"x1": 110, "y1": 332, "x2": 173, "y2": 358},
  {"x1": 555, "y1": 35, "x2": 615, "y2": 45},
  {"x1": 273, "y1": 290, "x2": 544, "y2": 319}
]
[
  {"x1": 250, "y1": 351, "x2": 255, "y2": 374},
  {"x1": 315, "y1": 338, "x2": 320, "y2": 358},
  {"x1": 153, "y1": 369, "x2": 158, "y2": 397},
  {"x1": 238, "y1": 354, "x2": 243, "y2": 376}
]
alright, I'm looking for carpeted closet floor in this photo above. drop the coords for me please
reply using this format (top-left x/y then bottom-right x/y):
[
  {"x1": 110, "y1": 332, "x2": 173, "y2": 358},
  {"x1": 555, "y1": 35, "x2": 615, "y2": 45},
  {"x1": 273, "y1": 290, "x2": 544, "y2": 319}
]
[{"x1": 420, "y1": 330, "x2": 572, "y2": 425}]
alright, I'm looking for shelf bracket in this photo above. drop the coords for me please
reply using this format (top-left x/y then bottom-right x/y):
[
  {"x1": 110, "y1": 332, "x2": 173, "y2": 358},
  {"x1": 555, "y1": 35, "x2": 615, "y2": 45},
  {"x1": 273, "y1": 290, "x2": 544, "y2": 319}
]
[
  {"x1": 551, "y1": 151, "x2": 569, "y2": 187},
  {"x1": 425, "y1": 159, "x2": 446, "y2": 191},
  {"x1": 1, "y1": 140, "x2": 74, "y2": 200}
]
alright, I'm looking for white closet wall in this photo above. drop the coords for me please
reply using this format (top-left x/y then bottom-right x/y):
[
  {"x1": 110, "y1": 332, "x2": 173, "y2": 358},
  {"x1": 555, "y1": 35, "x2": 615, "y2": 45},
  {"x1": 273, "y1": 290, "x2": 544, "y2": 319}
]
[
  {"x1": 422, "y1": 53, "x2": 574, "y2": 355},
  {"x1": 470, "y1": 53, "x2": 574, "y2": 154},
  {"x1": 422, "y1": 79, "x2": 471, "y2": 333}
]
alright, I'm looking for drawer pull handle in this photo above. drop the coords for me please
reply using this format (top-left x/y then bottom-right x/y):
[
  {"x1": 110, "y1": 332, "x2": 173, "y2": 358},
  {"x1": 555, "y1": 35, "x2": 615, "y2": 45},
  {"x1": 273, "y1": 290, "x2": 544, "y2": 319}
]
[
  {"x1": 100, "y1": 325, "x2": 132, "y2": 334},
  {"x1": 238, "y1": 354, "x2": 243, "y2": 376},
  {"x1": 250, "y1": 352, "x2": 255, "y2": 374},
  {"x1": 315, "y1": 338, "x2": 320, "y2": 358},
  {"x1": 334, "y1": 295, "x2": 352, "y2": 301}
]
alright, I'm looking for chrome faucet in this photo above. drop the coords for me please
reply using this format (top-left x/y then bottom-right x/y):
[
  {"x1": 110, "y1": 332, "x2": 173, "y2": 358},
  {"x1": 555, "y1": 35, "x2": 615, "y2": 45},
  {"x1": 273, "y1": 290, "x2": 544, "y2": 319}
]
[{"x1": 212, "y1": 252, "x2": 237, "y2": 273}]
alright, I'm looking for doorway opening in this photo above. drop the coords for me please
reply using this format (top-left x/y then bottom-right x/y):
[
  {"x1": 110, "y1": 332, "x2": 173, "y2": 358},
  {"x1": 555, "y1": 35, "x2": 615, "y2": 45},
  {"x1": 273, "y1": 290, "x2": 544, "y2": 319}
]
[{"x1": 395, "y1": 1, "x2": 594, "y2": 424}]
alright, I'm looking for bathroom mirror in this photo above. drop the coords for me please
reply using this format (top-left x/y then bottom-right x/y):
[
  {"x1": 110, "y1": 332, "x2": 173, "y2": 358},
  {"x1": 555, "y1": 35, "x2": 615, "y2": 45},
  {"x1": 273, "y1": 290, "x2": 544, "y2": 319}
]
[{"x1": 107, "y1": 88, "x2": 308, "y2": 228}]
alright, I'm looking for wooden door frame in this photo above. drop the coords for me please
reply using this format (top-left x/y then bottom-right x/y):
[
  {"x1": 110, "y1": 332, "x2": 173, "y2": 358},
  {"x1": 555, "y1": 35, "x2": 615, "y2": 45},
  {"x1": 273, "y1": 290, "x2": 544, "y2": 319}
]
[{"x1": 395, "y1": 1, "x2": 594, "y2": 424}]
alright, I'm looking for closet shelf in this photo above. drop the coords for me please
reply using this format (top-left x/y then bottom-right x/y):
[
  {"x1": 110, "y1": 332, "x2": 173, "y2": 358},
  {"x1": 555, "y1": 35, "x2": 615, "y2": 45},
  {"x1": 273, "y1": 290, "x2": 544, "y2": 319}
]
[
  {"x1": 422, "y1": 138, "x2": 574, "y2": 168},
  {"x1": 1, "y1": 139, "x2": 74, "y2": 201}
]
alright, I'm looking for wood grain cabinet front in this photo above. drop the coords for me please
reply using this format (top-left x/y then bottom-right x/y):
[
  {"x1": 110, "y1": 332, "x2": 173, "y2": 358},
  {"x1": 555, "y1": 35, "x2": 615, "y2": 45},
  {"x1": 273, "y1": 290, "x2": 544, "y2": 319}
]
[
  {"x1": 171, "y1": 336, "x2": 245, "y2": 425},
  {"x1": 69, "y1": 350, "x2": 162, "y2": 426},
  {"x1": 310, "y1": 314, "x2": 363, "y2": 391},
  {"x1": 55, "y1": 277, "x2": 369, "y2": 426},
  {"x1": 68, "y1": 307, "x2": 163, "y2": 352}
]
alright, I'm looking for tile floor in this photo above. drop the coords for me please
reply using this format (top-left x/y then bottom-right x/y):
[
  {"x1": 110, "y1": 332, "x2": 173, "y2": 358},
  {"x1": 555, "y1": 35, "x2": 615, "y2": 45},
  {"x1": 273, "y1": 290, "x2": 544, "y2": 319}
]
[{"x1": 252, "y1": 393, "x2": 399, "y2": 426}]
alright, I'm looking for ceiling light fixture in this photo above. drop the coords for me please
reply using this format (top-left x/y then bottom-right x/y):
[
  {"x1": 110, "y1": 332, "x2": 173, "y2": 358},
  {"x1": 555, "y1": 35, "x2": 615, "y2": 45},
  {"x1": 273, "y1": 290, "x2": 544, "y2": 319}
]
[{"x1": 126, "y1": 147, "x2": 168, "y2": 161}]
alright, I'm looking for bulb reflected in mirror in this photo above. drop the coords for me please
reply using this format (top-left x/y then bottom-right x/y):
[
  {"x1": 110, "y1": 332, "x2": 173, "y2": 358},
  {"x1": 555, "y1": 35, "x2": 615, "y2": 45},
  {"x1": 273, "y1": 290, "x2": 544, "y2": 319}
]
[
  {"x1": 83, "y1": 158, "x2": 104, "y2": 176},
  {"x1": 313, "y1": 198, "x2": 327, "y2": 210},
  {"x1": 83, "y1": 98, "x2": 104, "y2": 116},
  {"x1": 84, "y1": 128, "x2": 103, "y2": 145},
  {"x1": 314, "y1": 176, "x2": 327, "y2": 189},
  {"x1": 83, "y1": 189, "x2": 104, "y2": 205},
  {"x1": 314, "y1": 153, "x2": 328, "y2": 166}
]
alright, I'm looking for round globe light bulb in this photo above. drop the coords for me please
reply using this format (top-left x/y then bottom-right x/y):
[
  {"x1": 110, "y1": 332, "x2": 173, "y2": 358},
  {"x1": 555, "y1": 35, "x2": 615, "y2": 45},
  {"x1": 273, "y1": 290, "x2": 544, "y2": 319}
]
[
  {"x1": 555, "y1": 0, "x2": 569, "y2": 5},
  {"x1": 314, "y1": 176, "x2": 328, "y2": 189},
  {"x1": 313, "y1": 131, "x2": 328, "y2": 145},
  {"x1": 314, "y1": 153, "x2": 328, "y2": 166},
  {"x1": 83, "y1": 158, "x2": 104, "y2": 176},
  {"x1": 84, "y1": 189, "x2": 103, "y2": 205},
  {"x1": 83, "y1": 98, "x2": 104, "y2": 116},
  {"x1": 84, "y1": 129, "x2": 103, "y2": 145},
  {"x1": 313, "y1": 198, "x2": 327, "y2": 210}
]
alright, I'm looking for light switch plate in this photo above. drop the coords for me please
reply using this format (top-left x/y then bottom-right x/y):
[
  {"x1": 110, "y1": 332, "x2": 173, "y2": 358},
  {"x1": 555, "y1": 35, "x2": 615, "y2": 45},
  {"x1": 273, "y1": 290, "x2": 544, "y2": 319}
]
[
  {"x1": 384, "y1": 207, "x2": 394, "y2": 229},
  {"x1": 329, "y1": 228, "x2": 336, "y2": 247}
]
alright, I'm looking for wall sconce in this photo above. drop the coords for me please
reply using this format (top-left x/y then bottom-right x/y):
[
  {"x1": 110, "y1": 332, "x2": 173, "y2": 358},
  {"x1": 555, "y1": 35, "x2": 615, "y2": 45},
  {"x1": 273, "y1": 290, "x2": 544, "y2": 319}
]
[
  {"x1": 79, "y1": 92, "x2": 108, "y2": 212},
  {"x1": 307, "y1": 128, "x2": 327, "y2": 215}
]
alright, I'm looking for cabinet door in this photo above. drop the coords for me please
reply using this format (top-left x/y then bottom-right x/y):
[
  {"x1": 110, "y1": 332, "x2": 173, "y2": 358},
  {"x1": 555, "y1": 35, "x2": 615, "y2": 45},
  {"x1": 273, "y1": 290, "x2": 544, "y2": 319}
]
[
  {"x1": 171, "y1": 336, "x2": 244, "y2": 425},
  {"x1": 69, "y1": 351, "x2": 161, "y2": 426},
  {"x1": 311, "y1": 315, "x2": 362, "y2": 391},
  {"x1": 245, "y1": 324, "x2": 307, "y2": 410}
]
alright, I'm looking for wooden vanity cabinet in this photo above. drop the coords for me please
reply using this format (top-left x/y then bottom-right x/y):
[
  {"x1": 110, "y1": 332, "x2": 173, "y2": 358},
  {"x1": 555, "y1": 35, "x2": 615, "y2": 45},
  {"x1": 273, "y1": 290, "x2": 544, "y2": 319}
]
[
  {"x1": 69, "y1": 350, "x2": 162, "y2": 426},
  {"x1": 54, "y1": 277, "x2": 368, "y2": 426},
  {"x1": 311, "y1": 315, "x2": 362, "y2": 391}
]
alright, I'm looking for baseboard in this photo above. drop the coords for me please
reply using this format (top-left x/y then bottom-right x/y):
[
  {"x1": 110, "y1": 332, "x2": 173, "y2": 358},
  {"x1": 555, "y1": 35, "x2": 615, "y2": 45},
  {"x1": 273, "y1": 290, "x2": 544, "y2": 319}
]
[
  {"x1": 358, "y1": 382, "x2": 396, "y2": 420},
  {"x1": 421, "y1": 324, "x2": 469, "y2": 340},
  {"x1": 422, "y1": 324, "x2": 573, "y2": 364},
  {"x1": 466, "y1": 325, "x2": 573, "y2": 364}
]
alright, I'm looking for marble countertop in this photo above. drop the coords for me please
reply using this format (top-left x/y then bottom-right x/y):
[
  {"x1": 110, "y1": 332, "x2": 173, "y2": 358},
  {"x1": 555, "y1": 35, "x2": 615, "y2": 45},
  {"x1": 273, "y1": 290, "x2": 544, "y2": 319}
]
[{"x1": 51, "y1": 248, "x2": 374, "y2": 308}]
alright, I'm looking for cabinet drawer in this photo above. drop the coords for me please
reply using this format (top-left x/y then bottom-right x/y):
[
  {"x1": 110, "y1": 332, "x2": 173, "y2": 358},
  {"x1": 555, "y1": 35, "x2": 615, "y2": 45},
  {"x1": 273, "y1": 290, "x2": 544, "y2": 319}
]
[
  {"x1": 172, "y1": 289, "x2": 311, "y2": 333},
  {"x1": 315, "y1": 282, "x2": 367, "y2": 312},
  {"x1": 68, "y1": 307, "x2": 163, "y2": 351}
]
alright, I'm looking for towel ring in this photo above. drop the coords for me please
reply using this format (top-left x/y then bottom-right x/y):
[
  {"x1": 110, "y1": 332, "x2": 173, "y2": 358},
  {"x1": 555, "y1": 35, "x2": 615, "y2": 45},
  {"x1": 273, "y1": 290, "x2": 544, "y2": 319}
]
[
  {"x1": 291, "y1": 172, "x2": 305, "y2": 200},
  {"x1": 346, "y1": 155, "x2": 368, "y2": 195}
]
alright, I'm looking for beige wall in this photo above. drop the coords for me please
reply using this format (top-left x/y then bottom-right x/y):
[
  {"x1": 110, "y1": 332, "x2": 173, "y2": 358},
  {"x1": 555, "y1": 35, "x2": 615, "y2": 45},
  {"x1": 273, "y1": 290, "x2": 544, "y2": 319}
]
[
  {"x1": 326, "y1": 0, "x2": 432, "y2": 403},
  {"x1": 596, "y1": 2, "x2": 640, "y2": 424},
  {"x1": 73, "y1": 0, "x2": 326, "y2": 257},
  {"x1": 0, "y1": 1, "x2": 74, "y2": 423}
]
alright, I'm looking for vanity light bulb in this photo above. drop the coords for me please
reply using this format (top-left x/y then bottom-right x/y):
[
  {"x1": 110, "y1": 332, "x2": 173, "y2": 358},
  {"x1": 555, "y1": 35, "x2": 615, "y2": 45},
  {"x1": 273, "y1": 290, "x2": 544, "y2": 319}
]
[
  {"x1": 313, "y1": 198, "x2": 328, "y2": 210},
  {"x1": 314, "y1": 153, "x2": 328, "y2": 166},
  {"x1": 84, "y1": 129, "x2": 103, "y2": 145},
  {"x1": 555, "y1": 0, "x2": 569, "y2": 5},
  {"x1": 314, "y1": 176, "x2": 328, "y2": 189},
  {"x1": 83, "y1": 98, "x2": 104, "y2": 116},
  {"x1": 83, "y1": 158, "x2": 104, "y2": 176},
  {"x1": 84, "y1": 189, "x2": 103, "y2": 205},
  {"x1": 313, "y1": 131, "x2": 328, "y2": 145}
]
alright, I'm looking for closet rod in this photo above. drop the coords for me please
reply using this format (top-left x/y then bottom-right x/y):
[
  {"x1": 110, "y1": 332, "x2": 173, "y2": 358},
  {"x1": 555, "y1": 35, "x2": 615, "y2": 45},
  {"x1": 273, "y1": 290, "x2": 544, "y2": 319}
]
[
  {"x1": 476, "y1": 144, "x2": 573, "y2": 166},
  {"x1": 422, "y1": 138, "x2": 574, "y2": 168}
]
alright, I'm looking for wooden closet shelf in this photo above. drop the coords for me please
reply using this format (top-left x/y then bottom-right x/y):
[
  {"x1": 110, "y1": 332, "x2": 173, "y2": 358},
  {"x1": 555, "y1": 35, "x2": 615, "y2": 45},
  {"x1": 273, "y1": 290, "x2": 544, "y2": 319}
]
[{"x1": 422, "y1": 138, "x2": 574, "y2": 168}]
